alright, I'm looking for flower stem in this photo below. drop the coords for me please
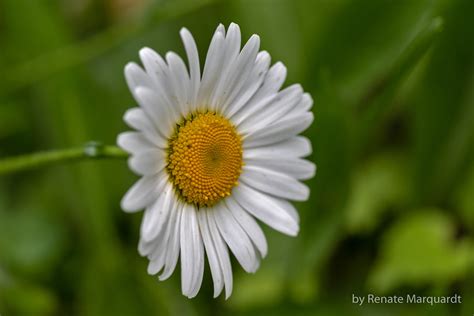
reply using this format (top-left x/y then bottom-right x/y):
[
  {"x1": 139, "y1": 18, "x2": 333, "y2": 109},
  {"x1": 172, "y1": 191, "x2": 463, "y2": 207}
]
[{"x1": 0, "y1": 142, "x2": 128, "y2": 175}]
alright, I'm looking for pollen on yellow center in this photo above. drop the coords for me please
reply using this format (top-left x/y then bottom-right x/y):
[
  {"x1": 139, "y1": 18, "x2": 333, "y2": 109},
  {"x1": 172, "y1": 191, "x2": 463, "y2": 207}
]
[{"x1": 167, "y1": 112, "x2": 243, "y2": 207}]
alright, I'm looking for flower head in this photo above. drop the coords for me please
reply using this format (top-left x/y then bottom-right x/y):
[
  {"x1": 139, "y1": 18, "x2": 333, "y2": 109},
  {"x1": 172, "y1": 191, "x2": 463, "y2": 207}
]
[{"x1": 118, "y1": 23, "x2": 316, "y2": 298}]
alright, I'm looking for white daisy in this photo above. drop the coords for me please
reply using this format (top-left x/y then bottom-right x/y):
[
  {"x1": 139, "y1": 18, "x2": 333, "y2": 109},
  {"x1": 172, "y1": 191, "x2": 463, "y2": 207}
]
[{"x1": 117, "y1": 23, "x2": 315, "y2": 299}]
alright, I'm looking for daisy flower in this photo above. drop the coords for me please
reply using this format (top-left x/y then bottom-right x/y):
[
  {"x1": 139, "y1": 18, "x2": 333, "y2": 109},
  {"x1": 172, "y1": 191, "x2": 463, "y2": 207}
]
[{"x1": 117, "y1": 23, "x2": 315, "y2": 299}]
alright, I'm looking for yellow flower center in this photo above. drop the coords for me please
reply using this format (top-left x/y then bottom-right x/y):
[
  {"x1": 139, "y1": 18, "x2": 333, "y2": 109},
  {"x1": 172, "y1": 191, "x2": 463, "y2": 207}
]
[{"x1": 167, "y1": 112, "x2": 243, "y2": 207}]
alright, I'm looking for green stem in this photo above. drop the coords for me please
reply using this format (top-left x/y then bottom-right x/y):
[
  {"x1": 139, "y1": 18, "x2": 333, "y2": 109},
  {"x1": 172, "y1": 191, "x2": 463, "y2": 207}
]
[{"x1": 0, "y1": 142, "x2": 128, "y2": 175}]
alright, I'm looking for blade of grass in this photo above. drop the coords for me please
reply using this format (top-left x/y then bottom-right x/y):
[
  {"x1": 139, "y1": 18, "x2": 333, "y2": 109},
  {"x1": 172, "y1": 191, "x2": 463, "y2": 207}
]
[{"x1": 356, "y1": 17, "x2": 444, "y2": 151}]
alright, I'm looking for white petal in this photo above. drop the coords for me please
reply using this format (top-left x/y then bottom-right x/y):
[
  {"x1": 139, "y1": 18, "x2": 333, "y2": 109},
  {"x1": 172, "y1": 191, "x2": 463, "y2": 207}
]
[
  {"x1": 120, "y1": 174, "x2": 165, "y2": 212},
  {"x1": 245, "y1": 157, "x2": 316, "y2": 180},
  {"x1": 208, "y1": 23, "x2": 242, "y2": 111},
  {"x1": 233, "y1": 183, "x2": 299, "y2": 236},
  {"x1": 145, "y1": 196, "x2": 178, "y2": 275},
  {"x1": 180, "y1": 204, "x2": 204, "y2": 298},
  {"x1": 299, "y1": 93, "x2": 313, "y2": 112},
  {"x1": 279, "y1": 108, "x2": 314, "y2": 123},
  {"x1": 139, "y1": 48, "x2": 180, "y2": 119},
  {"x1": 240, "y1": 165, "x2": 310, "y2": 201},
  {"x1": 123, "y1": 108, "x2": 157, "y2": 136},
  {"x1": 117, "y1": 131, "x2": 155, "y2": 154},
  {"x1": 225, "y1": 51, "x2": 271, "y2": 118},
  {"x1": 166, "y1": 52, "x2": 191, "y2": 116},
  {"x1": 218, "y1": 34, "x2": 260, "y2": 114},
  {"x1": 238, "y1": 84, "x2": 303, "y2": 135},
  {"x1": 139, "y1": 232, "x2": 159, "y2": 257},
  {"x1": 140, "y1": 182, "x2": 174, "y2": 242},
  {"x1": 124, "y1": 62, "x2": 153, "y2": 94},
  {"x1": 233, "y1": 94, "x2": 278, "y2": 127},
  {"x1": 243, "y1": 136, "x2": 312, "y2": 158},
  {"x1": 223, "y1": 23, "x2": 241, "y2": 64},
  {"x1": 180, "y1": 207, "x2": 194, "y2": 296},
  {"x1": 265, "y1": 92, "x2": 312, "y2": 120},
  {"x1": 215, "y1": 23, "x2": 226, "y2": 36},
  {"x1": 145, "y1": 203, "x2": 174, "y2": 274},
  {"x1": 128, "y1": 149, "x2": 165, "y2": 176},
  {"x1": 139, "y1": 200, "x2": 176, "y2": 260},
  {"x1": 213, "y1": 203, "x2": 259, "y2": 273},
  {"x1": 180, "y1": 28, "x2": 201, "y2": 107},
  {"x1": 273, "y1": 197, "x2": 300, "y2": 224},
  {"x1": 139, "y1": 234, "x2": 162, "y2": 259},
  {"x1": 189, "y1": 243, "x2": 205, "y2": 298},
  {"x1": 123, "y1": 108, "x2": 165, "y2": 149},
  {"x1": 134, "y1": 87, "x2": 175, "y2": 140},
  {"x1": 197, "y1": 27, "x2": 226, "y2": 109},
  {"x1": 197, "y1": 209, "x2": 224, "y2": 298},
  {"x1": 206, "y1": 208, "x2": 233, "y2": 299},
  {"x1": 138, "y1": 47, "x2": 168, "y2": 87},
  {"x1": 159, "y1": 199, "x2": 182, "y2": 280},
  {"x1": 147, "y1": 257, "x2": 165, "y2": 275},
  {"x1": 249, "y1": 61, "x2": 287, "y2": 104},
  {"x1": 243, "y1": 112, "x2": 314, "y2": 148},
  {"x1": 225, "y1": 197, "x2": 267, "y2": 257},
  {"x1": 232, "y1": 62, "x2": 287, "y2": 126}
]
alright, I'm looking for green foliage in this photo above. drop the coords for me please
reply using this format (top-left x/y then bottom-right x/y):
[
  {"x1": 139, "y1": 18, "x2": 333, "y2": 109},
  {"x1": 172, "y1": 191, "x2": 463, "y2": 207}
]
[
  {"x1": 0, "y1": 0, "x2": 473, "y2": 315},
  {"x1": 0, "y1": 210, "x2": 65, "y2": 275},
  {"x1": 369, "y1": 211, "x2": 472, "y2": 293},
  {"x1": 454, "y1": 162, "x2": 474, "y2": 228},
  {"x1": 345, "y1": 152, "x2": 411, "y2": 234},
  {"x1": 230, "y1": 267, "x2": 285, "y2": 309}
]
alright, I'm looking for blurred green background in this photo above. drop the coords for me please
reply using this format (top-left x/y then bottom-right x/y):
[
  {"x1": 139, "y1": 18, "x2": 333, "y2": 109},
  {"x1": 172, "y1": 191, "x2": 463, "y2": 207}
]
[{"x1": 0, "y1": 0, "x2": 473, "y2": 315}]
